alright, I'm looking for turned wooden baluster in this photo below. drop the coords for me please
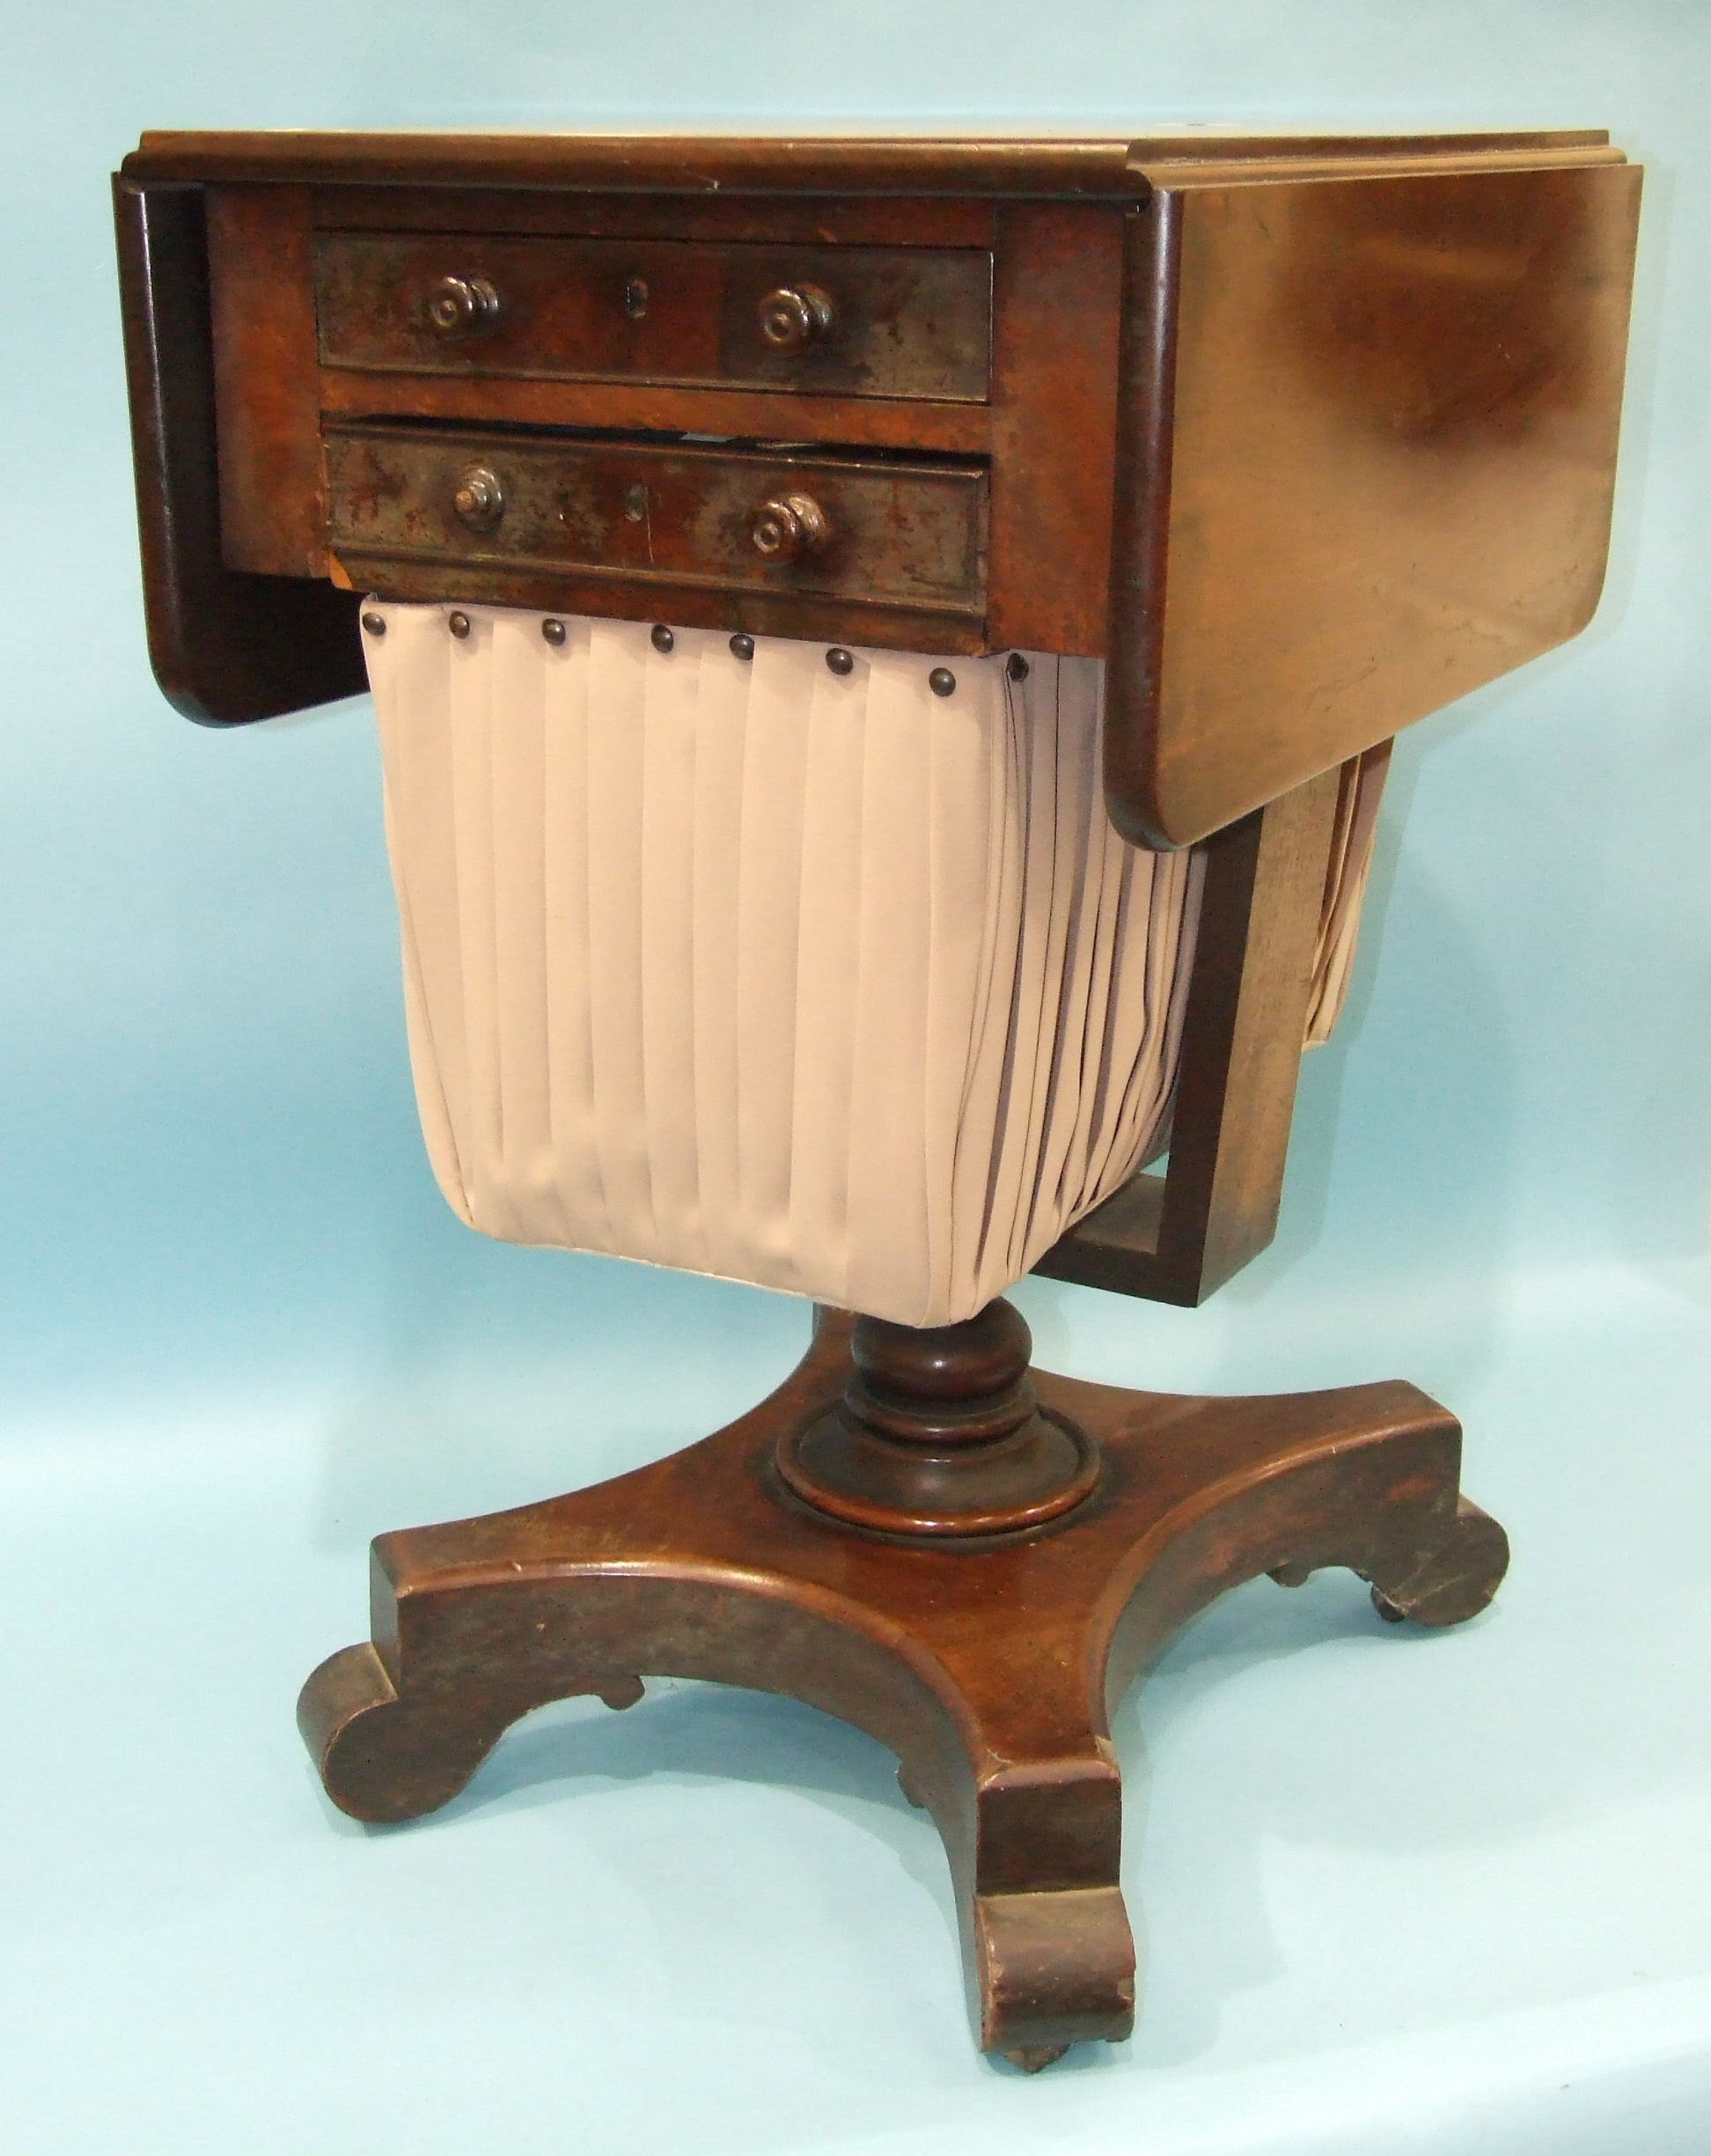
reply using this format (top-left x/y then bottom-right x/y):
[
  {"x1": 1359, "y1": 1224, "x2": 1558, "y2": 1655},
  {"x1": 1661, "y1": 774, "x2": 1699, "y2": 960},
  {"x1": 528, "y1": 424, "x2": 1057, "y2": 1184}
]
[{"x1": 776, "y1": 1299, "x2": 1100, "y2": 1539}]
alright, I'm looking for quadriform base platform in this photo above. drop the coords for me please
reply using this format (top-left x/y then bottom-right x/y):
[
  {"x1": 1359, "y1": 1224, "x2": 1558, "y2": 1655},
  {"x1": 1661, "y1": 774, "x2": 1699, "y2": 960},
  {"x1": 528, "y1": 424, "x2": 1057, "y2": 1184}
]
[
  {"x1": 301, "y1": 1303, "x2": 1506, "y2": 2070},
  {"x1": 114, "y1": 129, "x2": 1639, "y2": 2066}
]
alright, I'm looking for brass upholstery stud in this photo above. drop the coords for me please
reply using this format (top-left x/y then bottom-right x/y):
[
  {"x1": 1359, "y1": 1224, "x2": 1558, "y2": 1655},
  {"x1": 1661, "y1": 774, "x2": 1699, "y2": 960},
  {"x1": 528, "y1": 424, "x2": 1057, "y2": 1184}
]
[
  {"x1": 650, "y1": 624, "x2": 675, "y2": 654},
  {"x1": 541, "y1": 619, "x2": 567, "y2": 647},
  {"x1": 1007, "y1": 652, "x2": 1030, "y2": 681},
  {"x1": 361, "y1": 611, "x2": 386, "y2": 637},
  {"x1": 826, "y1": 647, "x2": 855, "y2": 677},
  {"x1": 730, "y1": 633, "x2": 755, "y2": 662},
  {"x1": 929, "y1": 666, "x2": 957, "y2": 698},
  {"x1": 447, "y1": 611, "x2": 472, "y2": 640}
]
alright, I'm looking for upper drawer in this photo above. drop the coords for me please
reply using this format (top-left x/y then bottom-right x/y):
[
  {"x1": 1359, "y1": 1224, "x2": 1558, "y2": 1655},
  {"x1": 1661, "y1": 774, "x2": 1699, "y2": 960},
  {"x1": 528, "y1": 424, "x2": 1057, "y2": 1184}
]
[{"x1": 313, "y1": 233, "x2": 993, "y2": 403}]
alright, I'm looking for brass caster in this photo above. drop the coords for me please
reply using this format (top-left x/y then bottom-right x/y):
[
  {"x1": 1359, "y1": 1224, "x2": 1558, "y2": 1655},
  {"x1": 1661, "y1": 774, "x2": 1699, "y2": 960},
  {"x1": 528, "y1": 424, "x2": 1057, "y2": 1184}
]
[{"x1": 1002, "y1": 2042, "x2": 1071, "y2": 2073}]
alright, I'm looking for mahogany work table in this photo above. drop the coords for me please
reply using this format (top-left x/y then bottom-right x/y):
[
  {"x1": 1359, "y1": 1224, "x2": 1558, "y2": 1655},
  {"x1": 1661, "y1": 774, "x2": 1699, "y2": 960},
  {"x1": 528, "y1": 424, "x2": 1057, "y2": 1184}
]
[{"x1": 114, "y1": 128, "x2": 1640, "y2": 2069}]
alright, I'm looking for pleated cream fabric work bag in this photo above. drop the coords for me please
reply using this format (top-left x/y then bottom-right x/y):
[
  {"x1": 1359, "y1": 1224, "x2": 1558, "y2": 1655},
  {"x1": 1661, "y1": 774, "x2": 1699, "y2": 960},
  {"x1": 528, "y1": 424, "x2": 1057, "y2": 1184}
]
[{"x1": 365, "y1": 603, "x2": 1383, "y2": 1328}]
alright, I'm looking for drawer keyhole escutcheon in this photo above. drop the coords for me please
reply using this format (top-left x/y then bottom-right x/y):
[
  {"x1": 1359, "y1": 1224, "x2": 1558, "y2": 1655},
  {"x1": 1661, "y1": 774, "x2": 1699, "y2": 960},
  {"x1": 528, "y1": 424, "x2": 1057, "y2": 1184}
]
[
  {"x1": 749, "y1": 493, "x2": 829, "y2": 564},
  {"x1": 756, "y1": 283, "x2": 837, "y2": 354},
  {"x1": 426, "y1": 273, "x2": 502, "y2": 340},
  {"x1": 452, "y1": 465, "x2": 505, "y2": 533}
]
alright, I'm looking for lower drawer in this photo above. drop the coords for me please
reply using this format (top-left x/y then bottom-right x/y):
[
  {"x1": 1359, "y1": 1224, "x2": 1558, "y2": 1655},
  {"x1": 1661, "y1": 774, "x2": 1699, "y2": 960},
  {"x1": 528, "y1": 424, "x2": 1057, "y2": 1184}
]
[{"x1": 324, "y1": 423, "x2": 988, "y2": 628}]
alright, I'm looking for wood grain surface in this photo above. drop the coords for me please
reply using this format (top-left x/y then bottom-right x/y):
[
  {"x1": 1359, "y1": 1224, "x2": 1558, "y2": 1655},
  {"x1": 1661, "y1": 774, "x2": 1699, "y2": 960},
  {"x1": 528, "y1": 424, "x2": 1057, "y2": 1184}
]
[
  {"x1": 113, "y1": 176, "x2": 363, "y2": 723},
  {"x1": 124, "y1": 127, "x2": 1619, "y2": 194},
  {"x1": 1103, "y1": 159, "x2": 1642, "y2": 845}
]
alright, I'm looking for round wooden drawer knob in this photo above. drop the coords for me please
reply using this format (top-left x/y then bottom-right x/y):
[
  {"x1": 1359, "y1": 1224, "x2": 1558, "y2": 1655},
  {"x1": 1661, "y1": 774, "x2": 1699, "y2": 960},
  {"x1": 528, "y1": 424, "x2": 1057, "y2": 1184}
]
[
  {"x1": 756, "y1": 283, "x2": 837, "y2": 353},
  {"x1": 452, "y1": 465, "x2": 505, "y2": 533},
  {"x1": 426, "y1": 273, "x2": 502, "y2": 339},
  {"x1": 749, "y1": 492, "x2": 829, "y2": 563}
]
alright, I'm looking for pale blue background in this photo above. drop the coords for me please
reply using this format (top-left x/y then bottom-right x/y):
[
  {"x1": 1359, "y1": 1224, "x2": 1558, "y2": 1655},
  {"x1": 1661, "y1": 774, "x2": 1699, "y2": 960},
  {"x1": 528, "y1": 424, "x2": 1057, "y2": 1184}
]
[{"x1": 2, "y1": 4, "x2": 1707, "y2": 2152}]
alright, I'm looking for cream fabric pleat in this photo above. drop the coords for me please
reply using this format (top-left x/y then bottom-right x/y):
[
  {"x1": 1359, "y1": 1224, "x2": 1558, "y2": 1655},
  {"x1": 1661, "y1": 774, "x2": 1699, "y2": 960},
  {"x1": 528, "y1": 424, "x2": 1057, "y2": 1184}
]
[
  {"x1": 1305, "y1": 740, "x2": 1392, "y2": 1047},
  {"x1": 367, "y1": 602, "x2": 1378, "y2": 1328}
]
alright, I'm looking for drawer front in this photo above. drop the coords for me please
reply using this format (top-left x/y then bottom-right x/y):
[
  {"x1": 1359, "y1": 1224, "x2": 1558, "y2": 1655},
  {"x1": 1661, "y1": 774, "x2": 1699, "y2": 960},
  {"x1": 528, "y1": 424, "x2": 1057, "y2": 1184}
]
[
  {"x1": 325, "y1": 425, "x2": 988, "y2": 619},
  {"x1": 314, "y1": 233, "x2": 992, "y2": 403}
]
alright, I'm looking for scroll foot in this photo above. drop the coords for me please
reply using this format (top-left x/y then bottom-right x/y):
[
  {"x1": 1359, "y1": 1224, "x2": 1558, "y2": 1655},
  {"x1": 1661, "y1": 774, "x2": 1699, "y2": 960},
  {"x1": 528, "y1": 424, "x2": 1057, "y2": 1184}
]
[
  {"x1": 297, "y1": 1645, "x2": 649, "y2": 1824},
  {"x1": 972, "y1": 1882, "x2": 1135, "y2": 2059},
  {"x1": 297, "y1": 1641, "x2": 507, "y2": 1825},
  {"x1": 1365, "y1": 1497, "x2": 1509, "y2": 1627}
]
